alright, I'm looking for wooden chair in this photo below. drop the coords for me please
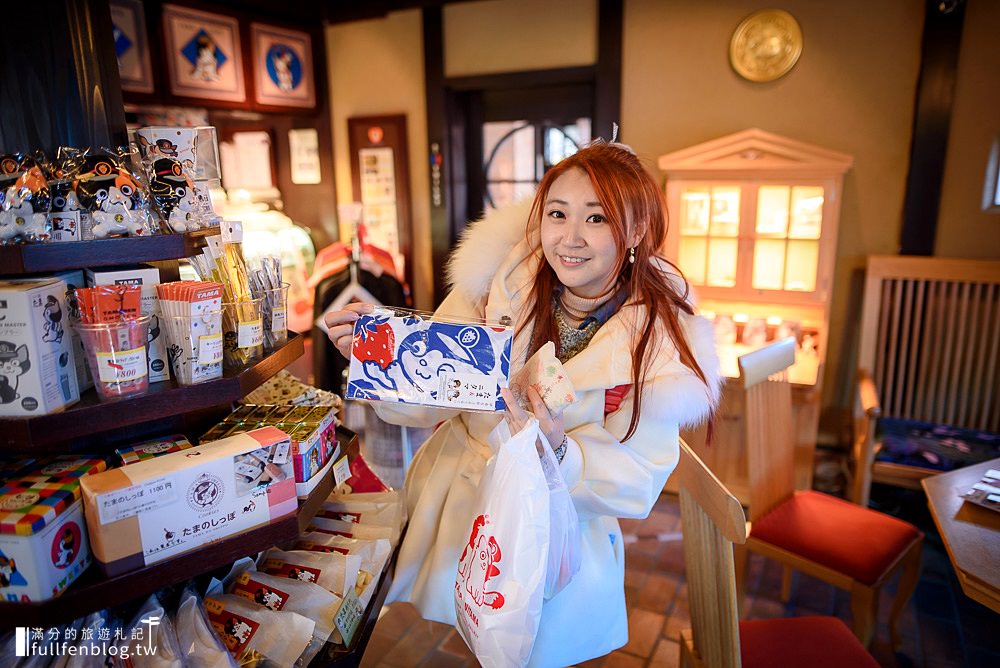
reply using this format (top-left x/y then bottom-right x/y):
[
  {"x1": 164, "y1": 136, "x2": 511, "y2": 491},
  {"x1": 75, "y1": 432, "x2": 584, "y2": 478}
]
[
  {"x1": 853, "y1": 255, "x2": 1000, "y2": 508},
  {"x1": 733, "y1": 338, "x2": 923, "y2": 648},
  {"x1": 675, "y1": 438, "x2": 879, "y2": 668}
]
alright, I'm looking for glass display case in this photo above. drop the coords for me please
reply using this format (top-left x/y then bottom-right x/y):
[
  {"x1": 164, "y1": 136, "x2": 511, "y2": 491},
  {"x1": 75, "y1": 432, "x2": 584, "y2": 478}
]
[{"x1": 659, "y1": 129, "x2": 853, "y2": 495}]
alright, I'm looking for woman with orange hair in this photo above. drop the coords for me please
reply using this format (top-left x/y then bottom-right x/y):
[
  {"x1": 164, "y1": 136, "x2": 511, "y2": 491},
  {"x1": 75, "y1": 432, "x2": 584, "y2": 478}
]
[{"x1": 325, "y1": 140, "x2": 721, "y2": 666}]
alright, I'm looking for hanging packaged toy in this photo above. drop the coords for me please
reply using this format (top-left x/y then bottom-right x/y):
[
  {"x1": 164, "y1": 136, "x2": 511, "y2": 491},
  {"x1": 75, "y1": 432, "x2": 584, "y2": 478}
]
[
  {"x1": 346, "y1": 307, "x2": 513, "y2": 411},
  {"x1": 145, "y1": 156, "x2": 202, "y2": 233},
  {"x1": 0, "y1": 154, "x2": 51, "y2": 244},
  {"x1": 41, "y1": 147, "x2": 88, "y2": 243},
  {"x1": 75, "y1": 150, "x2": 149, "y2": 239}
]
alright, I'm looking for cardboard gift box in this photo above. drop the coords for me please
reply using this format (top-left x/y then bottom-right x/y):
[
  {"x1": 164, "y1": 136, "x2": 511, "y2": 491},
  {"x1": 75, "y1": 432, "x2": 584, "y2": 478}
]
[
  {"x1": 0, "y1": 277, "x2": 81, "y2": 416},
  {"x1": 80, "y1": 427, "x2": 297, "y2": 577},
  {"x1": 346, "y1": 308, "x2": 513, "y2": 411},
  {"x1": 0, "y1": 456, "x2": 107, "y2": 602}
]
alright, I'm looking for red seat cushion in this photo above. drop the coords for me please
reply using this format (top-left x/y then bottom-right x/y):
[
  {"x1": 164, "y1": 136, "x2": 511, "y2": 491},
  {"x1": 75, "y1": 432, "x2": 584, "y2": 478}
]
[
  {"x1": 741, "y1": 616, "x2": 880, "y2": 668},
  {"x1": 750, "y1": 490, "x2": 922, "y2": 586}
]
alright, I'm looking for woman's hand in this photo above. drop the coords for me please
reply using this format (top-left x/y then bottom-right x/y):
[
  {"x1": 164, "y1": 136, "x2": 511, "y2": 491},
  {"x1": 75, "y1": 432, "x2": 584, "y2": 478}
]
[
  {"x1": 323, "y1": 303, "x2": 373, "y2": 359},
  {"x1": 500, "y1": 387, "x2": 565, "y2": 452}
]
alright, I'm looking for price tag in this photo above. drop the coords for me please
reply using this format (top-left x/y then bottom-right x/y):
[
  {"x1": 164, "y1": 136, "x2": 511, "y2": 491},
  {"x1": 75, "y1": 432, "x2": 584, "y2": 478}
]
[
  {"x1": 333, "y1": 455, "x2": 351, "y2": 489},
  {"x1": 95, "y1": 347, "x2": 148, "y2": 383},
  {"x1": 220, "y1": 220, "x2": 243, "y2": 243},
  {"x1": 271, "y1": 307, "x2": 287, "y2": 334},
  {"x1": 197, "y1": 333, "x2": 224, "y2": 364},
  {"x1": 334, "y1": 587, "x2": 364, "y2": 646},
  {"x1": 238, "y1": 319, "x2": 264, "y2": 348},
  {"x1": 96, "y1": 476, "x2": 176, "y2": 525}
]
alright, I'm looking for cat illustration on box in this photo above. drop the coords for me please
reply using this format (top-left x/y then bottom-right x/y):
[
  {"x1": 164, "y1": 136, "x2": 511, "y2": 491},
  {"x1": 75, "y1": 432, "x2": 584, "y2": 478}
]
[
  {"x1": 42, "y1": 296, "x2": 64, "y2": 344},
  {"x1": 0, "y1": 342, "x2": 30, "y2": 404}
]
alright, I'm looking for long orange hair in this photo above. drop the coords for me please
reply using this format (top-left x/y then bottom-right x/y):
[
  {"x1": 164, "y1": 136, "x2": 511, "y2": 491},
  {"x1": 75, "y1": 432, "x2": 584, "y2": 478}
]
[{"x1": 522, "y1": 142, "x2": 711, "y2": 441}]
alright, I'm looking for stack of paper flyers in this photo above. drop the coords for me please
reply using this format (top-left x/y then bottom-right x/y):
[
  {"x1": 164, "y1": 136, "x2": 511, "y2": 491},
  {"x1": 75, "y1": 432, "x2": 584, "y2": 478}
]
[
  {"x1": 346, "y1": 307, "x2": 512, "y2": 411},
  {"x1": 156, "y1": 281, "x2": 224, "y2": 384}
]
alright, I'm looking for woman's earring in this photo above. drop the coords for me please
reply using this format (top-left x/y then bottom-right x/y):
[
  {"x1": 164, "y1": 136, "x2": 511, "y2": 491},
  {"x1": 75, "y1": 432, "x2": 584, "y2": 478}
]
[{"x1": 628, "y1": 247, "x2": 636, "y2": 264}]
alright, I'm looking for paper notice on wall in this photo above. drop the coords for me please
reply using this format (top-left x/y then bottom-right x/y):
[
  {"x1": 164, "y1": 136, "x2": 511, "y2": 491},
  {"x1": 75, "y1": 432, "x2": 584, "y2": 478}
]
[{"x1": 289, "y1": 128, "x2": 322, "y2": 184}]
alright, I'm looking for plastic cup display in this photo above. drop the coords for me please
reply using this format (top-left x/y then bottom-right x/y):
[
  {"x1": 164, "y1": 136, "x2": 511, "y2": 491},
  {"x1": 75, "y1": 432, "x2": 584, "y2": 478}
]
[
  {"x1": 261, "y1": 282, "x2": 290, "y2": 352},
  {"x1": 75, "y1": 316, "x2": 152, "y2": 401},
  {"x1": 164, "y1": 311, "x2": 224, "y2": 385},
  {"x1": 222, "y1": 298, "x2": 265, "y2": 370}
]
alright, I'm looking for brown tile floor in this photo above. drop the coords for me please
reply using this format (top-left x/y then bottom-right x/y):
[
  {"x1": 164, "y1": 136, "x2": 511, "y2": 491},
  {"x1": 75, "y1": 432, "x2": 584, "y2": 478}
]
[{"x1": 358, "y1": 485, "x2": 1000, "y2": 668}]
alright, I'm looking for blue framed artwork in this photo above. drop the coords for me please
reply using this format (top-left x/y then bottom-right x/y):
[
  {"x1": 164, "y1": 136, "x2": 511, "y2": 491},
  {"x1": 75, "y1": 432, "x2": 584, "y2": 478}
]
[
  {"x1": 162, "y1": 4, "x2": 246, "y2": 103},
  {"x1": 251, "y1": 23, "x2": 316, "y2": 110},
  {"x1": 110, "y1": 0, "x2": 154, "y2": 94}
]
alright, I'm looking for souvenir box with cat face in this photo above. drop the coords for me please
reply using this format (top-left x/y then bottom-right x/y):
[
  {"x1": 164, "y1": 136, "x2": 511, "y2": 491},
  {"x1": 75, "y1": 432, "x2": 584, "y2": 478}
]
[
  {"x1": 0, "y1": 456, "x2": 107, "y2": 601},
  {"x1": 346, "y1": 308, "x2": 513, "y2": 412},
  {"x1": 0, "y1": 277, "x2": 80, "y2": 416}
]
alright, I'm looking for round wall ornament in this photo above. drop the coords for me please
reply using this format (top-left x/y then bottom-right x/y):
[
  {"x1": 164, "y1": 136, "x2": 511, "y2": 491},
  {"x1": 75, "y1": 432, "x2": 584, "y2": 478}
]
[{"x1": 729, "y1": 9, "x2": 803, "y2": 82}]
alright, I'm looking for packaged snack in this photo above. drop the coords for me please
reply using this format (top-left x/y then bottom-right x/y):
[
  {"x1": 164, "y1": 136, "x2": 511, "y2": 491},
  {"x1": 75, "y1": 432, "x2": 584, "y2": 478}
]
[
  {"x1": 258, "y1": 548, "x2": 361, "y2": 598},
  {"x1": 80, "y1": 427, "x2": 296, "y2": 576},
  {"x1": 346, "y1": 307, "x2": 512, "y2": 411},
  {"x1": 204, "y1": 593, "x2": 315, "y2": 666},
  {"x1": 318, "y1": 492, "x2": 405, "y2": 535},
  {"x1": 115, "y1": 594, "x2": 183, "y2": 667},
  {"x1": 0, "y1": 278, "x2": 80, "y2": 416},
  {"x1": 0, "y1": 154, "x2": 51, "y2": 244},
  {"x1": 306, "y1": 516, "x2": 396, "y2": 544},
  {"x1": 157, "y1": 281, "x2": 224, "y2": 385},
  {"x1": 66, "y1": 610, "x2": 114, "y2": 668},
  {"x1": 508, "y1": 340, "x2": 577, "y2": 413},
  {"x1": 228, "y1": 567, "x2": 342, "y2": 644},
  {"x1": 115, "y1": 434, "x2": 193, "y2": 466},
  {"x1": 292, "y1": 534, "x2": 391, "y2": 607},
  {"x1": 175, "y1": 587, "x2": 238, "y2": 668}
]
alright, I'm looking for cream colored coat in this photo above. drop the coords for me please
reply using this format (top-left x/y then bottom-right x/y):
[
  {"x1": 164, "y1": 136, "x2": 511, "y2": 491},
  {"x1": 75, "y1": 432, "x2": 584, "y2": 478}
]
[{"x1": 374, "y1": 202, "x2": 721, "y2": 667}]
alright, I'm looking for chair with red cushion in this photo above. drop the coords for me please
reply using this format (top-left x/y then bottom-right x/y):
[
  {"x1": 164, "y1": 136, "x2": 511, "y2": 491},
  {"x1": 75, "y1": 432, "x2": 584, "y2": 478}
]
[
  {"x1": 733, "y1": 338, "x2": 923, "y2": 648},
  {"x1": 675, "y1": 438, "x2": 880, "y2": 668}
]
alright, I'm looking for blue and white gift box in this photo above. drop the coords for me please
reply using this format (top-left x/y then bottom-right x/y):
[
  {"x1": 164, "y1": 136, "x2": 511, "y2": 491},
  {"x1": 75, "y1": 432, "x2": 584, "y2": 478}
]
[{"x1": 346, "y1": 308, "x2": 512, "y2": 412}]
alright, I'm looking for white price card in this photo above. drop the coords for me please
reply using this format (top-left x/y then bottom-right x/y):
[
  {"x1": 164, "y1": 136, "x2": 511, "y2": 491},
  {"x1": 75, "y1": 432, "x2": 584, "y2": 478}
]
[
  {"x1": 96, "y1": 476, "x2": 177, "y2": 525},
  {"x1": 95, "y1": 347, "x2": 148, "y2": 383},
  {"x1": 440, "y1": 372, "x2": 498, "y2": 411},
  {"x1": 333, "y1": 456, "x2": 351, "y2": 489},
  {"x1": 198, "y1": 333, "x2": 224, "y2": 364},
  {"x1": 221, "y1": 220, "x2": 244, "y2": 243},
  {"x1": 271, "y1": 307, "x2": 287, "y2": 334},
  {"x1": 238, "y1": 319, "x2": 264, "y2": 348}
]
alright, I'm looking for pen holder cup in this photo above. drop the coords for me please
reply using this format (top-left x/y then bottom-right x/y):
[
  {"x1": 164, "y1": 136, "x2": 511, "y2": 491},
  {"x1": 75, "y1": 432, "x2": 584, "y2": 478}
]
[
  {"x1": 75, "y1": 316, "x2": 152, "y2": 401},
  {"x1": 222, "y1": 298, "x2": 264, "y2": 370}
]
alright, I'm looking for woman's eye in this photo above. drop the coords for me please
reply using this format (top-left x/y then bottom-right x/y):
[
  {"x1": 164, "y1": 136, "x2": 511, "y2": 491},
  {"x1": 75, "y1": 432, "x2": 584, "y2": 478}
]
[
  {"x1": 587, "y1": 214, "x2": 607, "y2": 223},
  {"x1": 547, "y1": 209, "x2": 566, "y2": 220}
]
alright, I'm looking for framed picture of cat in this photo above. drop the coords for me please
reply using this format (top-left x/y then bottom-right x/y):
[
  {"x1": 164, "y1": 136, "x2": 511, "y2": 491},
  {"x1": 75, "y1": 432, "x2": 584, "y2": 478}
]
[
  {"x1": 162, "y1": 3, "x2": 246, "y2": 104},
  {"x1": 109, "y1": 0, "x2": 154, "y2": 94},
  {"x1": 250, "y1": 23, "x2": 316, "y2": 110}
]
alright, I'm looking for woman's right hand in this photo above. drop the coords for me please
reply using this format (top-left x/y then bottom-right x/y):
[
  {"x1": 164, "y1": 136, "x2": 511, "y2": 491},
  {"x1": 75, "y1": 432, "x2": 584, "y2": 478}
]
[{"x1": 324, "y1": 303, "x2": 374, "y2": 359}]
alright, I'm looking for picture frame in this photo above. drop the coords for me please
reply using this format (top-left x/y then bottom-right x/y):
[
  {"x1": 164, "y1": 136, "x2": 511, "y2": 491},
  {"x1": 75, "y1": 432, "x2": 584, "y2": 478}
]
[
  {"x1": 250, "y1": 23, "x2": 316, "y2": 110},
  {"x1": 109, "y1": 0, "x2": 154, "y2": 94},
  {"x1": 162, "y1": 3, "x2": 246, "y2": 103}
]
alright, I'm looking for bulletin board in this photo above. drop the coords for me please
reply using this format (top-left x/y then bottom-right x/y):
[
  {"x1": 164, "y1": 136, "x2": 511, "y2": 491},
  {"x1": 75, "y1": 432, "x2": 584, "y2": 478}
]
[{"x1": 347, "y1": 115, "x2": 413, "y2": 290}]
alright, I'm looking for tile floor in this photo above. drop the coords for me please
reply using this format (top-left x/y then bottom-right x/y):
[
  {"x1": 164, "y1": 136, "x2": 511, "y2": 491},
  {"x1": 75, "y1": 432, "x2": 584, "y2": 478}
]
[{"x1": 357, "y1": 484, "x2": 999, "y2": 668}]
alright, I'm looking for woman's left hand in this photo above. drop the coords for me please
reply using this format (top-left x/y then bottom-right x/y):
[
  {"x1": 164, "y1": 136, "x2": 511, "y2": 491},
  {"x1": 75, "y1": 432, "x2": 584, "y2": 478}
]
[{"x1": 500, "y1": 387, "x2": 565, "y2": 451}]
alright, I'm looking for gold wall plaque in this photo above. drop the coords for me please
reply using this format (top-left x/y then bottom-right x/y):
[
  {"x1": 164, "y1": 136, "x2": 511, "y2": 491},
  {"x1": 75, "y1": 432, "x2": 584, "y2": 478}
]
[{"x1": 729, "y1": 9, "x2": 803, "y2": 82}]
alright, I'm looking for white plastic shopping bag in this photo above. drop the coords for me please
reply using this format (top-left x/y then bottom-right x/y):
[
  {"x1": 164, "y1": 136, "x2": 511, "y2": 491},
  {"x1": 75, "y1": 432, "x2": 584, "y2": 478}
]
[
  {"x1": 537, "y1": 435, "x2": 581, "y2": 599},
  {"x1": 454, "y1": 418, "x2": 550, "y2": 668}
]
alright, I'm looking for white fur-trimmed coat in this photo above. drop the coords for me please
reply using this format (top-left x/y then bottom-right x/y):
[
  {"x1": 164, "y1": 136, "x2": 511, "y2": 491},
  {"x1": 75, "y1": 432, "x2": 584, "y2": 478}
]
[{"x1": 375, "y1": 201, "x2": 721, "y2": 667}]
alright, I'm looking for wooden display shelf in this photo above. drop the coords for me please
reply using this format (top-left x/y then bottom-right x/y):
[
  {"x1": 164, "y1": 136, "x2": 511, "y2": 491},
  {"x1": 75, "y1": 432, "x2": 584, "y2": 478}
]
[
  {"x1": 0, "y1": 428, "x2": 357, "y2": 629},
  {"x1": 0, "y1": 229, "x2": 216, "y2": 274},
  {"x1": 0, "y1": 333, "x2": 304, "y2": 451}
]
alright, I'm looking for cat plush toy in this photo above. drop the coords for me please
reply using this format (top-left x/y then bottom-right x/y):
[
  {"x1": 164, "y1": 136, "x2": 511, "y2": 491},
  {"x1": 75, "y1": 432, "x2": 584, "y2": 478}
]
[
  {"x1": 75, "y1": 154, "x2": 147, "y2": 239},
  {"x1": 0, "y1": 166, "x2": 51, "y2": 244},
  {"x1": 147, "y1": 157, "x2": 201, "y2": 233}
]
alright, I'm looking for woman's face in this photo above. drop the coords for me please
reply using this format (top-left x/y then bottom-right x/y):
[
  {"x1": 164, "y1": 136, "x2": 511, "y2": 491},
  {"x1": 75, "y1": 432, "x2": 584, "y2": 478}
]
[{"x1": 540, "y1": 168, "x2": 620, "y2": 298}]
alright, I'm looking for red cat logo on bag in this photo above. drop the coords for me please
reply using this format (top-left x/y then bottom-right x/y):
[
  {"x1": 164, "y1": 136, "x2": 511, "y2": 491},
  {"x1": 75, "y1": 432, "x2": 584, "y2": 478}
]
[{"x1": 458, "y1": 514, "x2": 505, "y2": 610}]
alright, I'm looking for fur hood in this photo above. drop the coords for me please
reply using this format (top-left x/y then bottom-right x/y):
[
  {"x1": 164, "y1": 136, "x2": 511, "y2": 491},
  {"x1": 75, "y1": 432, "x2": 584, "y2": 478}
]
[{"x1": 446, "y1": 198, "x2": 535, "y2": 304}]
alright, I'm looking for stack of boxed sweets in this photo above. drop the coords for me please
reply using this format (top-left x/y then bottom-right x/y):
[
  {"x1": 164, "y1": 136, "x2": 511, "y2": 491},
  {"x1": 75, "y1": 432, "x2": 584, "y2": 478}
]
[
  {"x1": 0, "y1": 455, "x2": 405, "y2": 668},
  {"x1": 200, "y1": 403, "x2": 340, "y2": 498}
]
